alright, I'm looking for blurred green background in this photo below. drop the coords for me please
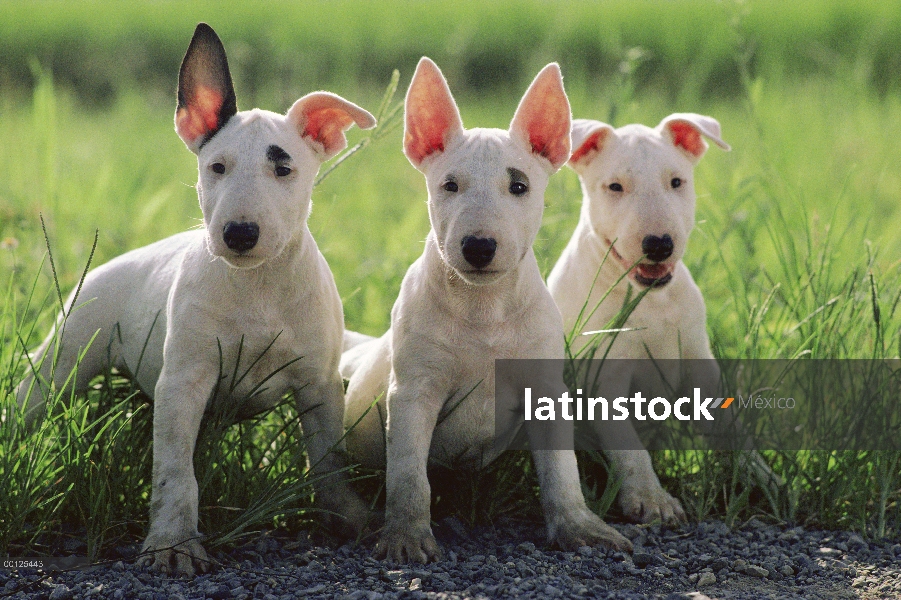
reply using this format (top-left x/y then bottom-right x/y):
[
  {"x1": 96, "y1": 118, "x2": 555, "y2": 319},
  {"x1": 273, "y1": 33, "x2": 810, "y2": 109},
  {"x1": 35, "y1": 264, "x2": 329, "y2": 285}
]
[{"x1": 2, "y1": 0, "x2": 899, "y2": 342}]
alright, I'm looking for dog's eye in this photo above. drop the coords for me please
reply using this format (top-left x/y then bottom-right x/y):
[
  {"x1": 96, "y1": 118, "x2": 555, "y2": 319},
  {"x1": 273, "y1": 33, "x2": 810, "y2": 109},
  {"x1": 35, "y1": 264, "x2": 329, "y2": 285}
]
[
  {"x1": 211, "y1": 163, "x2": 226, "y2": 175},
  {"x1": 275, "y1": 166, "x2": 292, "y2": 177},
  {"x1": 442, "y1": 181, "x2": 458, "y2": 193},
  {"x1": 608, "y1": 183, "x2": 623, "y2": 192},
  {"x1": 509, "y1": 182, "x2": 528, "y2": 196},
  {"x1": 671, "y1": 177, "x2": 682, "y2": 189}
]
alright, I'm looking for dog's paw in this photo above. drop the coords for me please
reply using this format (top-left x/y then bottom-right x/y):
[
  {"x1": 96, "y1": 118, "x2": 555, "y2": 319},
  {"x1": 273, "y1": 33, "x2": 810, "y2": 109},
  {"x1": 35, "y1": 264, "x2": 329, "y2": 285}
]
[
  {"x1": 374, "y1": 523, "x2": 442, "y2": 564},
  {"x1": 549, "y1": 507, "x2": 633, "y2": 553},
  {"x1": 618, "y1": 480, "x2": 686, "y2": 524},
  {"x1": 137, "y1": 535, "x2": 211, "y2": 577}
]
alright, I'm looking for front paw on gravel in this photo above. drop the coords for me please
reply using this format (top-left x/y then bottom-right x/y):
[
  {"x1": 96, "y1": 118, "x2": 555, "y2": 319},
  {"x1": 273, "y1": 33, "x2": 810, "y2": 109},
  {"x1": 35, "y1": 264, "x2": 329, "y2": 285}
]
[
  {"x1": 552, "y1": 511, "x2": 633, "y2": 553},
  {"x1": 618, "y1": 483, "x2": 686, "y2": 524},
  {"x1": 137, "y1": 537, "x2": 212, "y2": 577},
  {"x1": 374, "y1": 526, "x2": 442, "y2": 563}
]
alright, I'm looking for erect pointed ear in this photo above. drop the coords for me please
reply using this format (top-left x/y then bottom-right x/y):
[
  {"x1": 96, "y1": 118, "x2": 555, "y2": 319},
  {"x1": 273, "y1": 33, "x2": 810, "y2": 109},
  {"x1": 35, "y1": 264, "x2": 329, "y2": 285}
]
[
  {"x1": 287, "y1": 92, "x2": 377, "y2": 161},
  {"x1": 403, "y1": 57, "x2": 463, "y2": 170},
  {"x1": 568, "y1": 119, "x2": 615, "y2": 174},
  {"x1": 509, "y1": 63, "x2": 572, "y2": 172},
  {"x1": 658, "y1": 113, "x2": 731, "y2": 163},
  {"x1": 175, "y1": 23, "x2": 238, "y2": 153}
]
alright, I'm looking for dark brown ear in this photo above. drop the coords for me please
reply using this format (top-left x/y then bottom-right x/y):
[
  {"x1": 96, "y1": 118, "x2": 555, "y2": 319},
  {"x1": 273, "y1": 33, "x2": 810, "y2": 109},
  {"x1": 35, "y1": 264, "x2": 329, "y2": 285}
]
[{"x1": 175, "y1": 23, "x2": 238, "y2": 153}]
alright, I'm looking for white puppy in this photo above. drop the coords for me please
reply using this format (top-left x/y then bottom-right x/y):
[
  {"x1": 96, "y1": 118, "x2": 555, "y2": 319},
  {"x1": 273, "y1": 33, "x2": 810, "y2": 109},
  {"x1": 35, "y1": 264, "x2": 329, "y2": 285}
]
[
  {"x1": 547, "y1": 114, "x2": 730, "y2": 523},
  {"x1": 341, "y1": 57, "x2": 633, "y2": 563},
  {"x1": 16, "y1": 23, "x2": 375, "y2": 575}
]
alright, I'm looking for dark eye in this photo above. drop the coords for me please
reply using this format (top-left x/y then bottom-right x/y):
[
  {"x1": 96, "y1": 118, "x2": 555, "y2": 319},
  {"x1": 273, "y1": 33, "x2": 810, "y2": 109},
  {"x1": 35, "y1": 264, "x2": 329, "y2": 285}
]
[
  {"x1": 671, "y1": 177, "x2": 682, "y2": 189},
  {"x1": 608, "y1": 182, "x2": 623, "y2": 192},
  {"x1": 211, "y1": 162, "x2": 225, "y2": 174},
  {"x1": 442, "y1": 181, "x2": 458, "y2": 193},
  {"x1": 509, "y1": 181, "x2": 528, "y2": 196},
  {"x1": 275, "y1": 165, "x2": 292, "y2": 177}
]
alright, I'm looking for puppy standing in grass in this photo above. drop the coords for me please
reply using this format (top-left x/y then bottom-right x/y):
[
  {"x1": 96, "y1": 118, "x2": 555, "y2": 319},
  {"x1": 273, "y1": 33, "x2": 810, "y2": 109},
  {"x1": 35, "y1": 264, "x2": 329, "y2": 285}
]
[
  {"x1": 341, "y1": 57, "x2": 633, "y2": 563},
  {"x1": 16, "y1": 24, "x2": 375, "y2": 575},
  {"x1": 547, "y1": 115, "x2": 731, "y2": 522}
]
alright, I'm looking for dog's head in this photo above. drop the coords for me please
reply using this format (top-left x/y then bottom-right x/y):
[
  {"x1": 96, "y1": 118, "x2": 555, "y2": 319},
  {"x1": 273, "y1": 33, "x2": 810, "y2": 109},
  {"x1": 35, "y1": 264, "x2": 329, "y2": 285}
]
[
  {"x1": 403, "y1": 57, "x2": 571, "y2": 286},
  {"x1": 568, "y1": 114, "x2": 729, "y2": 288},
  {"x1": 175, "y1": 23, "x2": 375, "y2": 269}
]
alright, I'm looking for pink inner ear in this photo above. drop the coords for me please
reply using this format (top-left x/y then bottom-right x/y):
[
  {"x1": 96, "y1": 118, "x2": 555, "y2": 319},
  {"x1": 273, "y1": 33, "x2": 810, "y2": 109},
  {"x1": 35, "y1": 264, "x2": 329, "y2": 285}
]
[
  {"x1": 510, "y1": 67, "x2": 570, "y2": 169},
  {"x1": 176, "y1": 84, "x2": 223, "y2": 144},
  {"x1": 668, "y1": 121, "x2": 706, "y2": 157},
  {"x1": 522, "y1": 94, "x2": 570, "y2": 167},
  {"x1": 303, "y1": 107, "x2": 353, "y2": 155},
  {"x1": 405, "y1": 98, "x2": 454, "y2": 165},
  {"x1": 570, "y1": 129, "x2": 609, "y2": 165}
]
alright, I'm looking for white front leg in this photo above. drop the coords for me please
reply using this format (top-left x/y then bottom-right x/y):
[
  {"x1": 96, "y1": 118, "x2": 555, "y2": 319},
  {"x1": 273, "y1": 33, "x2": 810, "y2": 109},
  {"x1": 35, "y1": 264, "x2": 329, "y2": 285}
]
[
  {"x1": 139, "y1": 361, "x2": 216, "y2": 576},
  {"x1": 376, "y1": 380, "x2": 443, "y2": 563},
  {"x1": 294, "y1": 375, "x2": 368, "y2": 538}
]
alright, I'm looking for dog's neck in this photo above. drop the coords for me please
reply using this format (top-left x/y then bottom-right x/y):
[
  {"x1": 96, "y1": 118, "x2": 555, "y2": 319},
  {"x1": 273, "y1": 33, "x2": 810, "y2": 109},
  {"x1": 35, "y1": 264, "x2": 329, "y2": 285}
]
[{"x1": 422, "y1": 231, "x2": 543, "y2": 326}]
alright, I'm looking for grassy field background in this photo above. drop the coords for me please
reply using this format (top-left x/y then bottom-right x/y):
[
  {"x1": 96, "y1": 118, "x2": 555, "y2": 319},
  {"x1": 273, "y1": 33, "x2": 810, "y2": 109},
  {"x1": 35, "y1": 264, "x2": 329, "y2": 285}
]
[{"x1": 1, "y1": 0, "x2": 900, "y2": 558}]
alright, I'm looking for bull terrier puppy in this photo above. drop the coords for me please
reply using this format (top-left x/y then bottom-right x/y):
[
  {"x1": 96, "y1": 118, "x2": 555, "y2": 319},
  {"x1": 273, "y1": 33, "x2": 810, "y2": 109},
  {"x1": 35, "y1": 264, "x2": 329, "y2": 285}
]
[
  {"x1": 547, "y1": 114, "x2": 731, "y2": 523},
  {"x1": 341, "y1": 58, "x2": 633, "y2": 563},
  {"x1": 16, "y1": 23, "x2": 375, "y2": 575}
]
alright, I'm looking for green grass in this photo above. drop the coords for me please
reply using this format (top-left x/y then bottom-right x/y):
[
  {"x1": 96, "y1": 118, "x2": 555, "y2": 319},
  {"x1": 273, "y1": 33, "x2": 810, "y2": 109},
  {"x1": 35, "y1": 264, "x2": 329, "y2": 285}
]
[{"x1": 2, "y1": 0, "x2": 901, "y2": 559}]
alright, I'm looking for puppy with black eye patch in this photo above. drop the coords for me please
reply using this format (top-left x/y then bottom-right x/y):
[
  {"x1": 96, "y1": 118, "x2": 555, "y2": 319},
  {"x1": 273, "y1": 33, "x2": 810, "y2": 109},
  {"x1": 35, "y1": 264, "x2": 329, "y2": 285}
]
[
  {"x1": 340, "y1": 57, "x2": 633, "y2": 564},
  {"x1": 16, "y1": 23, "x2": 376, "y2": 576}
]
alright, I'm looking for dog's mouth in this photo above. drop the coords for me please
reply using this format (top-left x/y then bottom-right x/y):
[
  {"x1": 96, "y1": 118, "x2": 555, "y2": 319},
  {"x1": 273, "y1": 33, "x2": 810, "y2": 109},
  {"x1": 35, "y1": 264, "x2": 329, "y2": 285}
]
[
  {"x1": 605, "y1": 238, "x2": 675, "y2": 288},
  {"x1": 221, "y1": 253, "x2": 265, "y2": 269}
]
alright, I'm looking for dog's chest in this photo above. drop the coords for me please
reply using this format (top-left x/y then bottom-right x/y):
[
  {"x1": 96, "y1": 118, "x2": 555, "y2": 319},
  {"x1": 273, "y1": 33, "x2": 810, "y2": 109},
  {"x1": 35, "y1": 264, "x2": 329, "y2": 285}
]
[{"x1": 207, "y1": 324, "x2": 308, "y2": 414}]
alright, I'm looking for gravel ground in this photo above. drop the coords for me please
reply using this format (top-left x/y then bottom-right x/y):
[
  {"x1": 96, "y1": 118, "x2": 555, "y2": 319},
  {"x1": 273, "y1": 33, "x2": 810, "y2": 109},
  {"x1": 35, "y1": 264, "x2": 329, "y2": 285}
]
[{"x1": 3, "y1": 518, "x2": 901, "y2": 600}]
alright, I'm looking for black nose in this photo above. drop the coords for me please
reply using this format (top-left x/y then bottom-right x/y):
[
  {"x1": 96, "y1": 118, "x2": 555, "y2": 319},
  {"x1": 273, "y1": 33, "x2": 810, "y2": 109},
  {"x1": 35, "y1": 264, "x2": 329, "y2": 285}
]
[
  {"x1": 223, "y1": 221, "x2": 260, "y2": 252},
  {"x1": 641, "y1": 234, "x2": 674, "y2": 263},
  {"x1": 461, "y1": 236, "x2": 497, "y2": 269}
]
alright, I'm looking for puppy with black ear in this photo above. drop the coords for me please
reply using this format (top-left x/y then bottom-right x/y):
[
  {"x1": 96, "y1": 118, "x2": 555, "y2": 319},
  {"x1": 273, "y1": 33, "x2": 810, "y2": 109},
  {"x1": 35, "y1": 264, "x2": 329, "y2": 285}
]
[
  {"x1": 341, "y1": 57, "x2": 633, "y2": 564},
  {"x1": 16, "y1": 23, "x2": 376, "y2": 576}
]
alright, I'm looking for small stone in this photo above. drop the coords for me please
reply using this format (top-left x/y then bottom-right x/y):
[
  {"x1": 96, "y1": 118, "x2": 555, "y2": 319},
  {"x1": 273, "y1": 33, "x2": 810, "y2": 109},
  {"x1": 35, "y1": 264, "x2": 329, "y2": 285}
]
[
  {"x1": 409, "y1": 578, "x2": 421, "y2": 591},
  {"x1": 847, "y1": 534, "x2": 868, "y2": 551},
  {"x1": 697, "y1": 572, "x2": 717, "y2": 587},
  {"x1": 746, "y1": 565, "x2": 769, "y2": 578},
  {"x1": 208, "y1": 584, "x2": 232, "y2": 600},
  {"x1": 780, "y1": 565, "x2": 795, "y2": 576},
  {"x1": 49, "y1": 586, "x2": 73, "y2": 600},
  {"x1": 633, "y1": 552, "x2": 661, "y2": 568},
  {"x1": 711, "y1": 558, "x2": 730, "y2": 572}
]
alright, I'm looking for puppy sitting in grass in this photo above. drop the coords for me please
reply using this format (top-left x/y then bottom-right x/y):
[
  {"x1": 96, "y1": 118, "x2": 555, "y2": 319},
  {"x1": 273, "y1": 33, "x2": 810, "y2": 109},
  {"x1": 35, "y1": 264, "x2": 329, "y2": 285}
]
[
  {"x1": 341, "y1": 57, "x2": 633, "y2": 563},
  {"x1": 547, "y1": 114, "x2": 734, "y2": 523},
  {"x1": 16, "y1": 23, "x2": 375, "y2": 575}
]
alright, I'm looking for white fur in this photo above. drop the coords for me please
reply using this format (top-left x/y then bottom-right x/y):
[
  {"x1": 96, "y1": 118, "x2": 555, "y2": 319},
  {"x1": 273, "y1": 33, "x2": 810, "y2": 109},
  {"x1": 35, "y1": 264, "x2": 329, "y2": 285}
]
[
  {"x1": 16, "y1": 24, "x2": 375, "y2": 576},
  {"x1": 547, "y1": 114, "x2": 730, "y2": 523},
  {"x1": 341, "y1": 58, "x2": 632, "y2": 563}
]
